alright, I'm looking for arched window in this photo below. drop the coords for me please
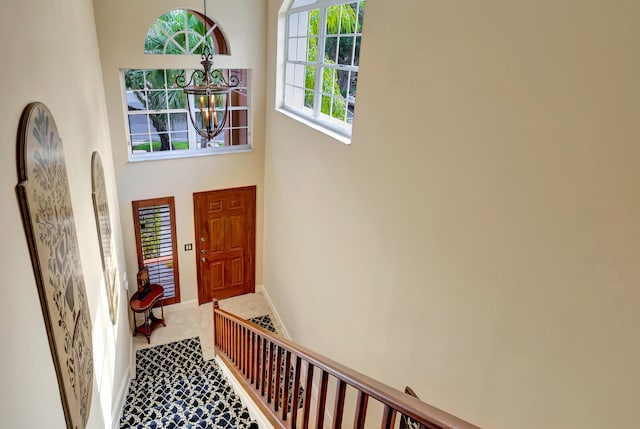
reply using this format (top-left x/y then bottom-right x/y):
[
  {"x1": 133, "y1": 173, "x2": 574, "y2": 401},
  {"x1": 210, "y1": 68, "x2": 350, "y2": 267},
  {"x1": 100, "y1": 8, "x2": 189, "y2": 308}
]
[
  {"x1": 122, "y1": 9, "x2": 251, "y2": 161},
  {"x1": 283, "y1": 0, "x2": 365, "y2": 140},
  {"x1": 145, "y1": 9, "x2": 229, "y2": 55}
]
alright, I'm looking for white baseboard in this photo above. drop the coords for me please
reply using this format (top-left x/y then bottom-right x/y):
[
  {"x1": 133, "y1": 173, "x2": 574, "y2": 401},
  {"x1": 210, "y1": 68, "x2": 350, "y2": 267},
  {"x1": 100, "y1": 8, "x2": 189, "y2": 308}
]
[
  {"x1": 215, "y1": 356, "x2": 274, "y2": 429},
  {"x1": 112, "y1": 372, "x2": 131, "y2": 429},
  {"x1": 256, "y1": 285, "x2": 291, "y2": 340}
]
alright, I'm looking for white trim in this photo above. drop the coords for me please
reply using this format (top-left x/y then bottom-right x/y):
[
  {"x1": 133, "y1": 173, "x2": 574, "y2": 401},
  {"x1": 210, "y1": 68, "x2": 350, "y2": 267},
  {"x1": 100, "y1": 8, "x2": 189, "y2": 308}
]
[
  {"x1": 276, "y1": 107, "x2": 351, "y2": 145},
  {"x1": 215, "y1": 356, "x2": 275, "y2": 429},
  {"x1": 128, "y1": 144, "x2": 253, "y2": 163},
  {"x1": 112, "y1": 371, "x2": 131, "y2": 429},
  {"x1": 256, "y1": 285, "x2": 292, "y2": 340}
]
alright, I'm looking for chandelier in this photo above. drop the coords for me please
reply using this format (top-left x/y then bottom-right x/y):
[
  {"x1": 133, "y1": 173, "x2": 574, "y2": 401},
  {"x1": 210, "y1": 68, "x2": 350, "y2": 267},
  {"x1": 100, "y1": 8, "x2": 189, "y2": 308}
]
[{"x1": 176, "y1": 0, "x2": 238, "y2": 144}]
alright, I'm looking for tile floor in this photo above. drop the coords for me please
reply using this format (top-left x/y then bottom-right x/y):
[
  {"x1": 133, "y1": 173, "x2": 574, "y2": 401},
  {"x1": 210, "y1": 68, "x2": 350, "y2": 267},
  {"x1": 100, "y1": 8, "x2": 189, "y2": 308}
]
[{"x1": 131, "y1": 291, "x2": 281, "y2": 363}]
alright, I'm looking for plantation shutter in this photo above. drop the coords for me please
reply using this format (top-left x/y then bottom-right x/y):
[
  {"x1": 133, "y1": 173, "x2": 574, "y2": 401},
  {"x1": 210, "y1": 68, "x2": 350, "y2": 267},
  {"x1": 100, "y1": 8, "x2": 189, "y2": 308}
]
[{"x1": 132, "y1": 197, "x2": 180, "y2": 304}]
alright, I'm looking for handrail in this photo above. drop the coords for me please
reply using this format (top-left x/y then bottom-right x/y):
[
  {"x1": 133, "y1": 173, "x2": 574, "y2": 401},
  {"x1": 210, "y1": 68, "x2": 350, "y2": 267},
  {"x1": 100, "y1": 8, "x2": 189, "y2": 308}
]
[{"x1": 213, "y1": 301, "x2": 481, "y2": 429}]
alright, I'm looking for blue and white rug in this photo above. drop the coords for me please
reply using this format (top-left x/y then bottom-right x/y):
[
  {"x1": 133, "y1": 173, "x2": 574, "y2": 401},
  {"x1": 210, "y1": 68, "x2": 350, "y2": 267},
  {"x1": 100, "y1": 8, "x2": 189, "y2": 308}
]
[{"x1": 121, "y1": 337, "x2": 257, "y2": 429}]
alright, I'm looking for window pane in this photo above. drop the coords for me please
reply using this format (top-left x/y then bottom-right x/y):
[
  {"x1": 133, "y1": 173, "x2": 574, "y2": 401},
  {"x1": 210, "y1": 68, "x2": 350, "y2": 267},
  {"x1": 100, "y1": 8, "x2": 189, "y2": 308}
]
[
  {"x1": 286, "y1": 63, "x2": 295, "y2": 85},
  {"x1": 294, "y1": 64, "x2": 305, "y2": 87},
  {"x1": 321, "y1": 94, "x2": 331, "y2": 115},
  {"x1": 124, "y1": 69, "x2": 145, "y2": 90},
  {"x1": 322, "y1": 67, "x2": 338, "y2": 96},
  {"x1": 147, "y1": 90, "x2": 168, "y2": 110},
  {"x1": 230, "y1": 88, "x2": 248, "y2": 107},
  {"x1": 298, "y1": 11, "x2": 309, "y2": 36},
  {"x1": 145, "y1": 70, "x2": 166, "y2": 89},
  {"x1": 288, "y1": 38, "x2": 297, "y2": 61},
  {"x1": 230, "y1": 109, "x2": 248, "y2": 128},
  {"x1": 127, "y1": 91, "x2": 146, "y2": 111},
  {"x1": 338, "y1": 36, "x2": 354, "y2": 65},
  {"x1": 169, "y1": 113, "x2": 188, "y2": 131},
  {"x1": 325, "y1": 36, "x2": 338, "y2": 63},
  {"x1": 167, "y1": 90, "x2": 186, "y2": 109},
  {"x1": 166, "y1": 69, "x2": 185, "y2": 88},
  {"x1": 354, "y1": 35, "x2": 361, "y2": 66},
  {"x1": 307, "y1": 37, "x2": 318, "y2": 61},
  {"x1": 131, "y1": 134, "x2": 150, "y2": 152},
  {"x1": 170, "y1": 132, "x2": 189, "y2": 150},
  {"x1": 285, "y1": 85, "x2": 295, "y2": 106},
  {"x1": 333, "y1": 96, "x2": 347, "y2": 121},
  {"x1": 294, "y1": 87, "x2": 304, "y2": 109},
  {"x1": 337, "y1": 69, "x2": 350, "y2": 97},
  {"x1": 356, "y1": 1, "x2": 365, "y2": 33},
  {"x1": 342, "y1": 3, "x2": 358, "y2": 34},
  {"x1": 326, "y1": 5, "x2": 341, "y2": 35},
  {"x1": 305, "y1": 66, "x2": 316, "y2": 90},
  {"x1": 304, "y1": 90, "x2": 314, "y2": 110},
  {"x1": 149, "y1": 114, "x2": 169, "y2": 134},
  {"x1": 297, "y1": 37, "x2": 307, "y2": 62},
  {"x1": 309, "y1": 9, "x2": 320, "y2": 36},
  {"x1": 128, "y1": 115, "x2": 149, "y2": 134},
  {"x1": 288, "y1": 13, "x2": 299, "y2": 37}
]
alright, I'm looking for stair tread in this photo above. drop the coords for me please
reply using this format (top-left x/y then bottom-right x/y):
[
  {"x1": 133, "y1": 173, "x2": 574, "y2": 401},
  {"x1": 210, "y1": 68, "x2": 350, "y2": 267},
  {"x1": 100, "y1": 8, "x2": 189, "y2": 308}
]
[{"x1": 122, "y1": 338, "x2": 256, "y2": 429}]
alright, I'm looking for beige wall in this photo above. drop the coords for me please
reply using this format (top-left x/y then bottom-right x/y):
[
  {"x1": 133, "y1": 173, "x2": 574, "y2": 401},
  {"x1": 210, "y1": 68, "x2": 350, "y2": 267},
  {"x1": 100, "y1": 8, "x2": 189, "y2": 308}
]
[
  {"x1": 264, "y1": 1, "x2": 640, "y2": 428},
  {"x1": 94, "y1": 0, "x2": 267, "y2": 305},
  {"x1": 0, "y1": 0, "x2": 131, "y2": 427}
]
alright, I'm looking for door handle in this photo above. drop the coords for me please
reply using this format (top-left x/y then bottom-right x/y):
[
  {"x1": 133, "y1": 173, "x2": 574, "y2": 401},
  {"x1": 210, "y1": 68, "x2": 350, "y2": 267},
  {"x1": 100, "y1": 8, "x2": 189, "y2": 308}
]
[
  {"x1": 201, "y1": 257, "x2": 206, "y2": 263},
  {"x1": 200, "y1": 249, "x2": 206, "y2": 254}
]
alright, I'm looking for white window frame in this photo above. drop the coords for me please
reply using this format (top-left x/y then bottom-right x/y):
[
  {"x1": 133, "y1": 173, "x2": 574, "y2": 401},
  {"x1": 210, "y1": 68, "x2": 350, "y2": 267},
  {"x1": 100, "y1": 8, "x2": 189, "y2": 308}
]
[
  {"x1": 283, "y1": 0, "x2": 364, "y2": 142},
  {"x1": 122, "y1": 68, "x2": 252, "y2": 162}
]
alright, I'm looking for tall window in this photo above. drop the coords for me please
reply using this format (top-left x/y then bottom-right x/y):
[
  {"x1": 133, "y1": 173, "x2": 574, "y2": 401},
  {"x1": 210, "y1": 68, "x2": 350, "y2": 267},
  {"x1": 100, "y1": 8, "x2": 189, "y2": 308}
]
[
  {"x1": 123, "y1": 68, "x2": 250, "y2": 158},
  {"x1": 123, "y1": 9, "x2": 250, "y2": 161},
  {"x1": 132, "y1": 197, "x2": 180, "y2": 305},
  {"x1": 284, "y1": 0, "x2": 365, "y2": 139}
]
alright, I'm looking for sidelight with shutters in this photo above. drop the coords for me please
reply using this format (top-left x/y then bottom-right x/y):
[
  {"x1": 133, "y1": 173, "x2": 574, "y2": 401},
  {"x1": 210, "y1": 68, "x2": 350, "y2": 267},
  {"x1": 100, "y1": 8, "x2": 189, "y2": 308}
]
[{"x1": 132, "y1": 196, "x2": 181, "y2": 305}]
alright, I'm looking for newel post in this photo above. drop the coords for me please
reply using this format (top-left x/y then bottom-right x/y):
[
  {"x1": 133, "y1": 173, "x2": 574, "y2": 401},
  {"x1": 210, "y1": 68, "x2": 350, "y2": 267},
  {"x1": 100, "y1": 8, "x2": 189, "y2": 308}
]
[{"x1": 213, "y1": 299, "x2": 219, "y2": 355}]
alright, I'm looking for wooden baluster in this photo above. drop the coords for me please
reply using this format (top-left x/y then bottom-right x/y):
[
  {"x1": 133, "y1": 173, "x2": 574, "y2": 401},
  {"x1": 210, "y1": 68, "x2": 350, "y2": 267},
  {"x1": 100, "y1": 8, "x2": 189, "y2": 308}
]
[
  {"x1": 249, "y1": 331, "x2": 254, "y2": 384},
  {"x1": 333, "y1": 380, "x2": 346, "y2": 429},
  {"x1": 256, "y1": 335, "x2": 263, "y2": 390},
  {"x1": 353, "y1": 391, "x2": 368, "y2": 429},
  {"x1": 236, "y1": 323, "x2": 240, "y2": 364},
  {"x1": 242, "y1": 327, "x2": 247, "y2": 376},
  {"x1": 213, "y1": 302, "x2": 218, "y2": 349},
  {"x1": 232, "y1": 322, "x2": 236, "y2": 363},
  {"x1": 302, "y1": 363, "x2": 314, "y2": 429},
  {"x1": 381, "y1": 405, "x2": 396, "y2": 429},
  {"x1": 282, "y1": 350, "x2": 292, "y2": 420},
  {"x1": 274, "y1": 346, "x2": 283, "y2": 412},
  {"x1": 261, "y1": 337, "x2": 268, "y2": 397},
  {"x1": 316, "y1": 371, "x2": 329, "y2": 429},
  {"x1": 246, "y1": 327, "x2": 250, "y2": 376},
  {"x1": 291, "y1": 356, "x2": 302, "y2": 429},
  {"x1": 267, "y1": 342, "x2": 275, "y2": 403},
  {"x1": 224, "y1": 318, "x2": 229, "y2": 354}
]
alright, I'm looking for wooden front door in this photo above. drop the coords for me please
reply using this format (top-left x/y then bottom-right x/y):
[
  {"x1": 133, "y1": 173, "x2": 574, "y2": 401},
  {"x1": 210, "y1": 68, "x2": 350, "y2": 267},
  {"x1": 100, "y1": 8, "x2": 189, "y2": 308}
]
[{"x1": 194, "y1": 186, "x2": 256, "y2": 303}]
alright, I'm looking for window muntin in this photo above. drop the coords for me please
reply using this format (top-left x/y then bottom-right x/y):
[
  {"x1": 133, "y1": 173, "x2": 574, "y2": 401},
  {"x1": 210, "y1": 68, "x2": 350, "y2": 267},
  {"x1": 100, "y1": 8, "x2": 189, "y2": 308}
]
[
  {"x1": 123, "y1": 68, "x2": 250, "y2": 159},
  {"x1": 145, "y1": 9, "x2": 229, "y2": 55},
  {"x1": 132, "y1": 197, "x2": 180, "y2": 305},
  {"x1": 284, "y1": 0, "x2": 365, "y2": 138}
]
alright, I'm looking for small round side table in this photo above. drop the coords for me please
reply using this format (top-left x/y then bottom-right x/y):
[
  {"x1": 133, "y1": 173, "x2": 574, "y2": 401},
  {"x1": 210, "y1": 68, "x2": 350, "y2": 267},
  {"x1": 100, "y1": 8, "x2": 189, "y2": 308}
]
[{"x1": 129, "y1": 284, "x2": 166, "y2": 344}]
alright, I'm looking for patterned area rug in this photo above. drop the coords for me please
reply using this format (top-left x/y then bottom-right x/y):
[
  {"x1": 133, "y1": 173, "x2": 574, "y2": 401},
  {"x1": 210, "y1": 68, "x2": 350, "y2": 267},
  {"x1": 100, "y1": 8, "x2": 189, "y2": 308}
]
[
  {"x1": 121, "y1": 337, "x2": 257, "y2": 429},
  {"x1": 247, "y1": 315, "x2": 277, "y2": 334}
]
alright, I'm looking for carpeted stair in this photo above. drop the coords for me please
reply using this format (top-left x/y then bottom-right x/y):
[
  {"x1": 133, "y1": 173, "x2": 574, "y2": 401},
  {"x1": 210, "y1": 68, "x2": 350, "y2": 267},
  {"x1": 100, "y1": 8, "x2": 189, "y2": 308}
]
[{"x1": 120, "y1": 337, "x2": 257, "y2": 429}]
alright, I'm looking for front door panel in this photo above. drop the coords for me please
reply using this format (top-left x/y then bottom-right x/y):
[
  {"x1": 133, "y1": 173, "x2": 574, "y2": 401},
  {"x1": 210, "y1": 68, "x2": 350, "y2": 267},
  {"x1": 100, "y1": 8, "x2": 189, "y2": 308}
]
[{"x1": 194, "y1": 186, "x2": 256, "y2": 303}]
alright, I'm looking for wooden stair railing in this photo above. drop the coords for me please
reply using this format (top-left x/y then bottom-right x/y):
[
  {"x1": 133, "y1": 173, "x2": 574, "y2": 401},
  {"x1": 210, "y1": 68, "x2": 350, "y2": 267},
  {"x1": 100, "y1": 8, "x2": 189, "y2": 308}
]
[{"x1": 213, "y1": 301, "x2": 480, "y2": 429}]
